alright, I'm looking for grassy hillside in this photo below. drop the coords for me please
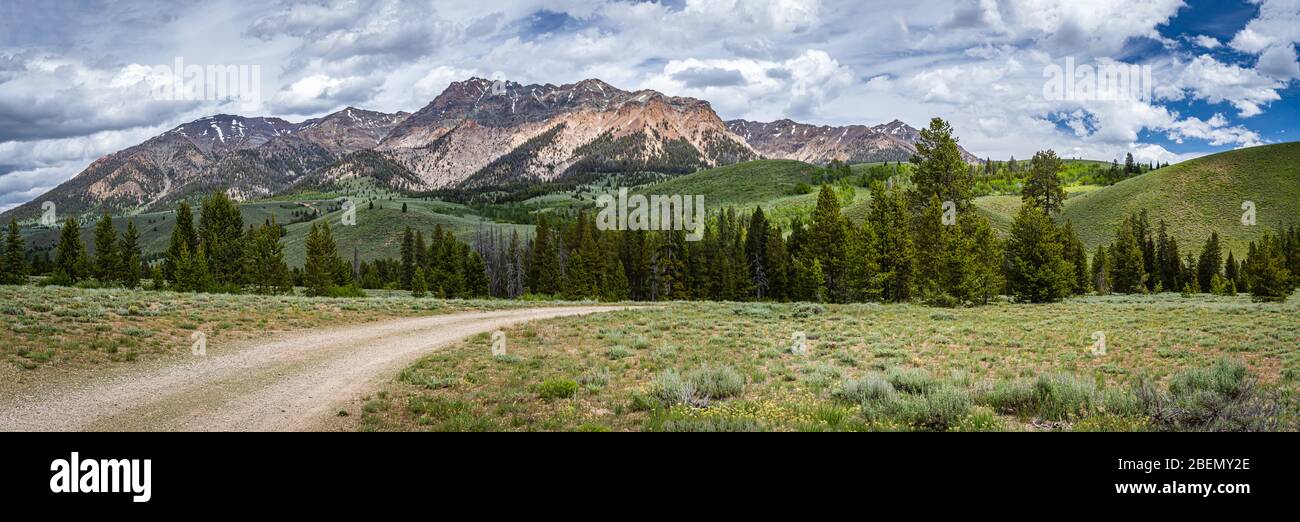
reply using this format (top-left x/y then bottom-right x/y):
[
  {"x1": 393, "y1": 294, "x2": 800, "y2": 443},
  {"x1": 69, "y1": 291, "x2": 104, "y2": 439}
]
[
  {"x1": 635, "y1": 159, "x2": 873, "y2": 224},
  {"x1": 1063, "y1": 142, "x2": 1300, "y2": 256},
  {"x1": 637, "y1": 160, "x2": 818, "y2": 209},
  {"x1": 280, "y1": 198, "x2": 533, "y2": 266}
]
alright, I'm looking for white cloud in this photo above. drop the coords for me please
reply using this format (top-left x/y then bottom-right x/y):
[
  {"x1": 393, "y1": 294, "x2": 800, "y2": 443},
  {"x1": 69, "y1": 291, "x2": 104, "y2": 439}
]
[
  {"x1": 1175, "y1": 55, "x2": 1283, "y2": 117},
  {"x1": 1191, "y1": 35, "x2": 1222, "y2": 49},
  {"x1": 642, "y1": 49, "x2": 852, "y2": 120}
]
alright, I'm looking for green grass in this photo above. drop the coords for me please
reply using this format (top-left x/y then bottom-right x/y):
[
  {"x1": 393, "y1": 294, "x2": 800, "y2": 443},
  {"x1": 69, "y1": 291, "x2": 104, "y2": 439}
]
[
  {"x1": 636, "y1": 159, "x2": 819, "y2": 211},
  {"x1": 278, "y1": 198, "x2": 533, "y2": 266},
  {"x1": 1062, "y1": 142, "x2": 1300, "y2": 256},
  {"x1": 355, "y1": 293, "x2": 1300, "y2": 432}
]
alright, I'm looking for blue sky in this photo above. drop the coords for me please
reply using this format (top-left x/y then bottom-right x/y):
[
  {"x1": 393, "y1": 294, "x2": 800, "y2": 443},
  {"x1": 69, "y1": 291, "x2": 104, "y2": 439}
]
[{"x1": 1, "y1": 0, "x2": 1298, "y2": 212}]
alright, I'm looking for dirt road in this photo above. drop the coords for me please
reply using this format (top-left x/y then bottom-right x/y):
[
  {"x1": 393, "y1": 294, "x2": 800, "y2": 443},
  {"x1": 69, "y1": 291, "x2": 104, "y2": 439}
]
[{"x1": 0, "y1": 306, "x2": 624, "y2": 431}]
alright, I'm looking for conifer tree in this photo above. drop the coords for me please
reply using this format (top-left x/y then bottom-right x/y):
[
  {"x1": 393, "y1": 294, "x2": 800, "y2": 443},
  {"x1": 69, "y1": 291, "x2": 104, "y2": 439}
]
[
  {"x1": 1060, "y1": 221, "x2": 1089, "y2": 295},
  {"x1": 1224, "y1": 251, "x2": 1239, "y2": 294},
  {"x1": 92, "y1": 212, "x2": 118, "y2": 283},
  {"x1": 2, "y1": 218, "x2": 26, "y2": 284},
  {"x1": 54, "y1": 216, "x2": 87, "y2": 284},
  {"x1": 400, "y1": 226, "x2": 415, "y2": 290},
  {"x1": 909, "y1": 117, "x2": 973, "y2": 214},
  {"x1": 1005, "y1": 203, "x2": 1071, "y2": 302},
  {"x1": 1244, "y1": 233, "x2": 1293, "y2": 302},
  {"x1": 1023, "y1": 150, "x2": 1066, "y2": 214},
  {"x1": 244, "y1": 220, "x2": 291, "y2": 294},
  {"x1": 304, "y1": 221, "x2": 340, "y2": 297},
  {"x1": 119, "y1": 219, "x2": 143, "y2": 288},
  {"x1": 807, "y1": 185, "x2": 848, "y2": 301},
  {"x1": 1092, "y1": 245, "x2": 1109, "y2": 294},
  {"x1": 763, "y1": 225, "x2": 789, "y2": 300},
  {"x1": 529, "y1": 214, "x2": 561, "y2": 295},
  {"x1": 1108, "y1": 215, "x2": 1147, "y2": 293},
  {"x1": 166, "y1": 202, "x2": 199, "y2": 283},
  {"x1": 1197, "y1": 231, "x2": 1222, "y2": 292},
  {"x1": 464, "y1": 251, "x2": 490, "y2": 298},
  {"x1": 867, "y1": 181, "x2": 914, "y2": 302},
  {"x1": 199, "y1": 192, "x2": 245, "y2": 285},
  {"x1": 411, "y1": 267, "x2": 427, "y2": 297},
  {"x1": 745, "y1": 206, "x2": 771, "y2": 299}
]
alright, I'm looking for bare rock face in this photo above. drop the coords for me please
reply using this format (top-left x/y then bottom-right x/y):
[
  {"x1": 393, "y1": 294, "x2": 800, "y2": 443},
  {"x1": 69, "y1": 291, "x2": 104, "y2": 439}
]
[
  {"x1": 726, "y1": 118, "x2": 979, "y2": 164},
  {"x1": 379, "y1": 77, "x2": 757, "y2": 189}
]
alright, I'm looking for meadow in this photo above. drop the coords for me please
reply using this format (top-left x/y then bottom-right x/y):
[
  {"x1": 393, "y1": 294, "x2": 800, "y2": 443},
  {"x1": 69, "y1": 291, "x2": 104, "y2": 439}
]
[{"x1": 353, "y1": 293, "x2": 1300, "y2": 432}]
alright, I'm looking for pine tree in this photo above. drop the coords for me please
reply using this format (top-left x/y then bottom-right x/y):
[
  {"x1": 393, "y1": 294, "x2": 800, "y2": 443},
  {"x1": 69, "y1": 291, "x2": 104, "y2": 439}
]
[
  {"x1": 1005, "y1": 203, "x2": 1072, "y2": 302},
  {"x1": 1244, "y1": 233, "x2": 1294, "y2": 302},
  {"x1": 166, "y1": 202, "x2": 199, "y2": 283},
  {"x1": 199, "y1": 192, "x2": 245, "y2": 285},
  {"x1": 1224, "y1": 251, "x2": 1239, "y2": 294},
  {"x1": 464, "y1": 251, "x2": 490, "y2": 298},
  {"x1": 764, "y1": 225, "x2": 789, "y2": 300},
  {"x1": 1060, "y1": 220, "x2": 1089, "y2": 295},
  {"x1": 1156, "y1": 220, "x2": 1180, "y2": 292},
  {"x1": 411, "y1": 267, "x2": 427, "y2": 297},
  {"x1": 909, "y1": 117, "x2": 973, "y2": 214},
  {"x1": 867, "y1": 181, "x2": 914, "y2": 302},
  {"x1": 966, "y1": 214, "x2": 1005, "y2": 304},
  {"x1": 1108, "y1": 215, "x2": 1147, "y2": 293},
  {"x1": 244, "y1": 220, "x2": 291, "y2": 294},
  {"x1": 1196, "y1": 231, "x2": 1222, "y2": 292},
  {"x1": 400, "y1": 226, "x2": 415, "y2": 290},
  {"x1": 1092, "y1": 245, "x2": 1109, "y2": 294},
  {"x1": 845, "y1": 218, "x2": 881, "y2": 302},
  {"x1": 92, "y1": 212, "x2": 118, "y2": 283},
  {"x1": 54, "y1": 216, "x2": 87, "y2": 285},
  {"x1": 745, "y1": 206, "x2": 771, "y2": 299},
  {"x1": 2, "y1": 218, "x2": 26, "y2": 284},
  {"x1": 119, "y1": 219, "x2": 143, "y2": 288},
  {"x1": 807, "y1": 184, "x2": 848, "y2": 301},
  {"x1": 304, "y1": 221, "x2": 340, "y2": 297},
  {"x1": 1023, "y1": 150, "x2": 1066, "y2": 214},
  {"x1": 529, "y1": 214, "x2": 561, "y2": 295}
]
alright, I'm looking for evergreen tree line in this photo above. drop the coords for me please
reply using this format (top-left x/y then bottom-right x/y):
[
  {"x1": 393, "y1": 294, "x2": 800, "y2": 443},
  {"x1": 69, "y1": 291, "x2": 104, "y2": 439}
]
[
  {"x1": 352, "y1": 224, "x2": 489, "y2": 298},
  {"x1": 1093, "y1": 210, "x2": 1299, "y2": 302}
]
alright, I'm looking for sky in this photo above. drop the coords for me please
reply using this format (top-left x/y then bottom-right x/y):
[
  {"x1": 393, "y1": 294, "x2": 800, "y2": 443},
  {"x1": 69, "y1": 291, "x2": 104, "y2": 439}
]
[{"x1": 1, "y1": 0, "x2": 1298, "y2": 212}]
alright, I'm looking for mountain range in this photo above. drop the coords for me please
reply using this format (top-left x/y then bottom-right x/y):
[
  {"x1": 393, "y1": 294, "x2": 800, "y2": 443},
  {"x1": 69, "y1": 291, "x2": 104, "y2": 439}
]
[{"x1": 2, "y1": 77, "x2": 977, "y2": 221}]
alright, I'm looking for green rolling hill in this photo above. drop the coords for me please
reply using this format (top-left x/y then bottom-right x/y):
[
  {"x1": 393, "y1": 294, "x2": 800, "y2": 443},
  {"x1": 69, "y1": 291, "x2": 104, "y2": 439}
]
[{"x1": 1062, "y1": 142, "x2": 1300, "y2": 256}]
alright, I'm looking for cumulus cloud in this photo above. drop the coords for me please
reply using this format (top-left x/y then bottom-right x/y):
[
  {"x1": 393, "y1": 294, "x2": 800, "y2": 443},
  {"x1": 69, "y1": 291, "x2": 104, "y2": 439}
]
[
  {"x1": 0, "y1": 53, "x2": 203, "y2": 142},
  {"x1": 1228, "y1": 0, "x2": 1300, "y2": 80},
  {"x1": 643, "y1": 49, "x2": 853, "y2": 120},
  {"x1": 1175, "y1": 55, "x2": 1283, "y2": 117}
]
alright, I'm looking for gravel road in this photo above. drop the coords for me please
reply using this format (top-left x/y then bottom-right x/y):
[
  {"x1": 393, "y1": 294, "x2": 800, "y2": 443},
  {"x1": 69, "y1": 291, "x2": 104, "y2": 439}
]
[{"x1": 0, "y1": 306, "x2": 624, "y2": 431}]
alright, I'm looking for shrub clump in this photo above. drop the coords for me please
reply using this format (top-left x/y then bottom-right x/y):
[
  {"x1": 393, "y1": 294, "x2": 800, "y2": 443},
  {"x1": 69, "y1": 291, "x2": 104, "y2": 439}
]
[
  {"x1": 687, "y1": 363, "x2": 745, "y2": 400},
  {"x1": 1140, "y1": 358, "x2": 1279, "y2": 431},
  {"x1": 833, "y1": 373, "x2": 896, "y2": 404},
  {"x1": 538, "y1": 377, "x2": 579, "y2": 400},
  {"x1": 887, "y1": 367, "x2": 937, "y2": 394},
  {"x1": 647, "y1": 364, "x2": 745, "y2": 408}
]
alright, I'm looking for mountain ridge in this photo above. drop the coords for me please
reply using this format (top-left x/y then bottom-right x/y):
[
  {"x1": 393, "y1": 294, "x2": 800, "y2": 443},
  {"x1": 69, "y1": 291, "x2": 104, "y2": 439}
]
[{"x1": 3, "y1": 76, "x2": 981, "y2": 222}]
